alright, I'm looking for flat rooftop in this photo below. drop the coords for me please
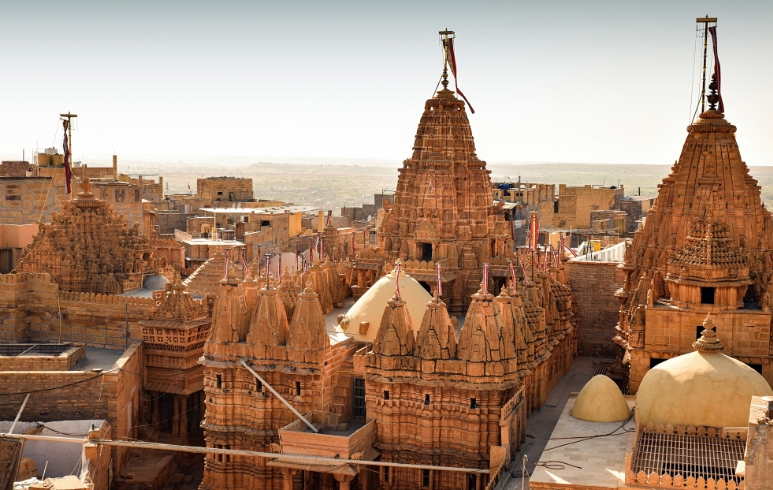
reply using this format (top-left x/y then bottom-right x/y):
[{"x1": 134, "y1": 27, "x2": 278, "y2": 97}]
[
  {"x1": 529, "y1": 395, "x2": 635, "y2": 489},
  {"x1": 180, "y1": 238, "x2": 245, "y2": 247},
  {"x1": 201, "y1": 205, "x2": 319, "y2": 215},
  {"x1": 71, "y1": 346, "x2": 126, "y2": 371}
]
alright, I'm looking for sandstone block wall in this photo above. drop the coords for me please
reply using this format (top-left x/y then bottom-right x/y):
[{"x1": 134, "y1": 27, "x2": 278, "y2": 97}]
[
  {"x1": 0, "y1": 345, "x2": 84, "y2": 371},
  {"x1": 565, "y1": 260, "x2": 625, "y2": 357}
]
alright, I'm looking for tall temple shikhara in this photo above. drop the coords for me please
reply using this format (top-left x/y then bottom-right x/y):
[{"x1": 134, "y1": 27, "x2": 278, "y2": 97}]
[
  {"x1": 615, "y1": 52, "x2": 773, "y2": 391},
  {"x1": 378, "y1": 44, "x2": 512, "y2": 314}
]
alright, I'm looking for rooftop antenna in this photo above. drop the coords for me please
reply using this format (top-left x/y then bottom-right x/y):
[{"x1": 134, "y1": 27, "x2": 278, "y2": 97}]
[{"x1": 697, "y1": 16, "x2": 718, "y2": 114}]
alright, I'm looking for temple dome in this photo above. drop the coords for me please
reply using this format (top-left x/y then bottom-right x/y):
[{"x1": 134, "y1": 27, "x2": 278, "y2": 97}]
[
  {"x1": 572, "y1": 375, "x2": 630, "y2": 423},
  {"x1": 339, "y1": 270, "x2": 432, "y2": 343},
  {"x1": 637, "y1": 320, "x2": 773, "y2": 428},
  {"x1": 144, "y1": 274, "x2": 169, "y2": 291}
]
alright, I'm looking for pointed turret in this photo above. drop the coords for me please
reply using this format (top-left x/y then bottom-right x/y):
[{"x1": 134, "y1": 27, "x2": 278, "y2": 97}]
[
  {"x1": 373, "y1": 295, "x2": 416, "y2": 356},
  {"x1": 279, "y1": 266, "x2": 301, "y2": 319},
  {"x1": 246, "y1": 286, "x2": 289, "y2": 353},
  {"x1": 415, "y1": 296, "x2": 457, "y2": 359},
  {"x1": 457, "y1": 289, "x2": 504, "y2": 362},
  {"x1": 210, "y1": 282, "x2": 247, "y2": 343},
  {"x1": 493, "y1": 286, "x2": 517, "y2": 360},
  {"x1": 288, "y1": 287, "x2": 330, "y2": 353},
  {"x1": 306, "y1": 261, "x2": 334, "y2": 314}
]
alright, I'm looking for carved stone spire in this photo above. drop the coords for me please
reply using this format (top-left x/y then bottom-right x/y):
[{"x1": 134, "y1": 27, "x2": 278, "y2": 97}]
[
  {"x1": 373, "y1": 295, "x2": 416, "y2": 356},
  {"x1": 288, "y1": 287, "x2": 329, "y2": 352},
  {"x1": 457, "y1": 289, "x2": 504, "y2": 362},
  {"x1": 415, "y1": 297, "x2": 457, "y2": 359},
  {"x1": 246, "y1": 285, "x2": 289, "y2": 353}
]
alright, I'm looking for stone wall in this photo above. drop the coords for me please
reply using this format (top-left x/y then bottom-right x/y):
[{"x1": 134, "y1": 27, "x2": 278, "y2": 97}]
[
  {"x1": 0, "y1": 177, "x2": 58, "y2": 225},
  {"x1": 554, "y1": 185, "x2": 622, "y2": 229},
  {"x1": 0, "y1": 345, "x2": 84, "y2": 371},
  {"x1": 565, "y1": 260, "x2": 625, "y2": 357},
  {"x1": 197, "y1": 177, "x2": 253, "y2": 202},
  {"x1": 0, "y1": 273, "x2": 154, "y2": 349}
]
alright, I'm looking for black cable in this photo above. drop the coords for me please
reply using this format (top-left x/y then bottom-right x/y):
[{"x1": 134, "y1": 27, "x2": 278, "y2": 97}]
[{"x1": 0, "y1": 372, "x2": 105, "y2": 395}]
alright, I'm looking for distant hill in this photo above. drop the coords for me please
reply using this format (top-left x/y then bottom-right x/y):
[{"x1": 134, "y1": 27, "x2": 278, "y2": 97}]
[{"x1": 118, "y1": 160, "x2": 773, "y2": 211}]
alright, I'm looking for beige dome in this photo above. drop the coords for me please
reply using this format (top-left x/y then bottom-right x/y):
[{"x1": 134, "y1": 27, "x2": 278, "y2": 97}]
[
  {"x1": 637, "y1": 349, "x2": 773, "y2": 428},
  {"x1": 339, "y1": 271, "x2": 432, "y2": 342},
  {"x1": 571, "y1": 375, "x2": 630, "y2": 422}
]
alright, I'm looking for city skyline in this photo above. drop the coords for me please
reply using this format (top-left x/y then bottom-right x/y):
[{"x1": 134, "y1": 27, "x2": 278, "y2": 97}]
[{"x1": 2, "y1": 1, "x2": 773, "y2": 166}]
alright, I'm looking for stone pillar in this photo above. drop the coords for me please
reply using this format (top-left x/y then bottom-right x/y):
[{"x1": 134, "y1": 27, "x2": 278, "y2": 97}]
[
  {"x1": 172, "y1": 396, "x2": 180, "y2": 437},
  {"x1": 743, "y1": 396, "x2": 773, "y2": 490},
  {"x1": 334, "y1": 472, "x2": 355, "y2": 490},
  {"x1": 179, "y1": 395, "x2": 188, "y2": 438},
  {"x1": 281, "y1": 468, "x2": 294, "y2": 490}
]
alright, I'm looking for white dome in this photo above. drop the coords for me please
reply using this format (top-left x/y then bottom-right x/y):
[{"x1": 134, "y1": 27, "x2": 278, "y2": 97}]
[{"x1": 340, "y1": 271, "x2": 432, "y2": 342}]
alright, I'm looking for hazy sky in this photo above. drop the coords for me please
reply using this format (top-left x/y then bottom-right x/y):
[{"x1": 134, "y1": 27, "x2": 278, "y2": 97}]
[{"x1": 2, "y1": 1, "x2": 773, "y2": 166}]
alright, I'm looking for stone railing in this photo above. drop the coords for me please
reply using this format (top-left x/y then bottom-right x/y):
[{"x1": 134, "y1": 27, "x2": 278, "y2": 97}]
[
  {"x1": 58, "y1": 291, "x2": 155, "y2": 306},
  {"x1": 174, "y1": 229, "x2": 192, "y2": 242},
  {"x1": 625, "y1": 424, "x2": 746, "y2": 490},
  {"x1": 0, "y1": 272, "x2": 52, "y2": 285},
  {"x1": 401, "y1": 258, "x2": 448, "y2": 273}
]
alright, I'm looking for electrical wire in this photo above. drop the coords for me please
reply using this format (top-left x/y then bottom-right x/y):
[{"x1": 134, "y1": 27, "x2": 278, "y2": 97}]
[
  {"x1": 0, "y1": 372, "x2": 105, "y2": 395},
  {"x1": 542, "y1": 415, "x2": 634, "y2": 452}
]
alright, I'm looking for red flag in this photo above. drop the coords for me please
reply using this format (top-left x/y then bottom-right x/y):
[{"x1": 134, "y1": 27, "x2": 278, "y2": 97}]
[
  {"x1": 436, "y1": 262, "x2": 443, "y2": 298},
  {"x1": 394, "y1": 261, "x2": 402, "y2": 300},
  {"x1": 708, "y1": 26, "x2": 724, "y2": 113},
  {"x1": 63, "y1": 120, "x2": 72, "y2": 194},
  {"x1": 443, "y1": 37, "x2": 475, "y2": 114}
]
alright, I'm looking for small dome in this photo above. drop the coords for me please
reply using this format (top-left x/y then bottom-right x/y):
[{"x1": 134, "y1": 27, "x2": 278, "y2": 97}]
[
  {"x1": 340, "y1": 270, "x2": 432, "y2": 342},
  {"x1": 637, "y1": 320, "x2": 773, "y2": 428},
  {"x1": 572, "y1": 375, "x2": 630, "y2": 422},
  {"x1": 143, "y1": 274, "x2": 169, "y2": 291}
]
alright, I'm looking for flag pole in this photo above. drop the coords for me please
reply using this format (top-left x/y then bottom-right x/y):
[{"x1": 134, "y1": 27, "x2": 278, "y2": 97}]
[
  {"x1": 60, "y1": 112, "x2": 77, "y2": 200},
  {"x1": 697, "y1": 16, "x2": 718, "y2": 114}
]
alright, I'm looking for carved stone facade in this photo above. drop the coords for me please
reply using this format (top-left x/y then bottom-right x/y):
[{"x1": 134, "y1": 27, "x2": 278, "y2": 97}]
[
  {"x1": 376, "y1": 80, "x2": 512, "y2": 314},
  {"x1": 13, "y1": 178, "x2": 159, "y2": 294},
  {"x1": 140, "y1": 277, "x2": 212, "y2": 442},
  {"x1": 614, "y1": 108, "x2": 773, "y2": 392}
]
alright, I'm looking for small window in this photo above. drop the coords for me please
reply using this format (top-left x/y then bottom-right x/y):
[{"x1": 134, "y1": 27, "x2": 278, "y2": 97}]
[
  {"x1": 424, "y1": 394, "x2": 430, "y2": 405},
  {"x1": 470, "y1": 398, "x2": 477, "y2": 409},
  {"x1": 217, "y1": 191, "x2": 223, "y2": 195},
  {"x1": 296, "y1": 381, "x2": 301, "y2": 396},
  {"x1": 650, "y1": 358, "x2": 666, "y2": 369},
  {"x1": 384, "y1": 390, "x2": 390, "y2": 400},
  {"x1": 261, "y1": 220, "x2": 270, "y2": 227},
  {"x1": 256, "y1": 379, "x2": 262, "y2": 392},
  {"x1": 701, "y1": 287, "x2": 715, "y2": 305},
  {"x1": 421, "y1": 243, "x2": 433, "y2": 261},
  {"x1": 749, "y1": 363, "x2": 763, "y2": 374},
  {"x1": 216, "y1": 374, "x2": 222, "y2": 388},
  {"x1": 422, "y1": 469, "x2": 430, "y2": 487},
  {"x1": 696, "y1": 325, "x2": 704, "y2": 340}
]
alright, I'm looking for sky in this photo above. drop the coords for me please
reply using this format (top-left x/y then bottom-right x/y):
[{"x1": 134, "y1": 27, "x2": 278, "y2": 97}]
[{"x1": 2, "y1": 1, "x2": 773, "y2": 166}]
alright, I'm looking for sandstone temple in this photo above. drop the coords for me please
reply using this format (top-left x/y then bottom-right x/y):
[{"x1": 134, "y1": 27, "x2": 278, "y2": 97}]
[{"x1": 4, "y1": 20, "x2": 773, "y2": 490}]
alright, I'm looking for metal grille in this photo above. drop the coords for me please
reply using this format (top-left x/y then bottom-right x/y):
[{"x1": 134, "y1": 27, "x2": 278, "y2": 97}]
[
  {"x1": 593, "y1": 361, "x2": 614, "y2": 376},
  {"x1": 631, "y1": 430, "x2": 745, "y2": 485},
  {"x1": 0, "y1": 344, "x2": 72, "y2": 357}
]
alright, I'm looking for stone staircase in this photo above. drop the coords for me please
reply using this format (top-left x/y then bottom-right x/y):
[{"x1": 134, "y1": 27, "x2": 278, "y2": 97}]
[{"x1": 329, "y1": 358, "x2": 354, "y2": 423}]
